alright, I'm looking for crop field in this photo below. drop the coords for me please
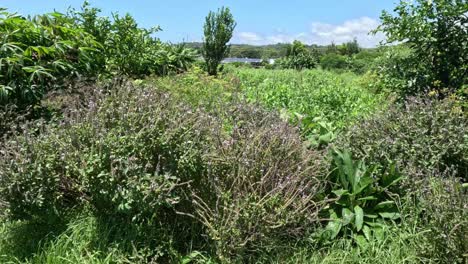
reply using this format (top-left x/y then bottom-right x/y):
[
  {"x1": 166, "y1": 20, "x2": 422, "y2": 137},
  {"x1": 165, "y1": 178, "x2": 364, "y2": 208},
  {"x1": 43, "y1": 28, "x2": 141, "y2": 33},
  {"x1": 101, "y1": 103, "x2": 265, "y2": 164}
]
[{"x1": 0, "y1": 1, "x2": 467, "y2": 263}]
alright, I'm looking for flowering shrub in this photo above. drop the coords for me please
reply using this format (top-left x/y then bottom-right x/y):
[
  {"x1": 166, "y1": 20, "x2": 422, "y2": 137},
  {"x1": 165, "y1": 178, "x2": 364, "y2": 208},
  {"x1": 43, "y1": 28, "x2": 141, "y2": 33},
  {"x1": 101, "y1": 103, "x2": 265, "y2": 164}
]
[
  {"x1": 0, "y1": 80, "x2": 326, "y2": 261},
  {"x1": 336, "y1": 97, "x2": 468, "y2": 183}
]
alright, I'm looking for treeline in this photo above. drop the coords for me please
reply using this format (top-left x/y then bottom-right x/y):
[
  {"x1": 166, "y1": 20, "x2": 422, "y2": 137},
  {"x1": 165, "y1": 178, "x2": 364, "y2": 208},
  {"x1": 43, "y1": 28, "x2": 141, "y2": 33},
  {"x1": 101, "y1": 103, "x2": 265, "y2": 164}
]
[{"x1": 185, "y1": 41, "x2": 370, "y2": 59}]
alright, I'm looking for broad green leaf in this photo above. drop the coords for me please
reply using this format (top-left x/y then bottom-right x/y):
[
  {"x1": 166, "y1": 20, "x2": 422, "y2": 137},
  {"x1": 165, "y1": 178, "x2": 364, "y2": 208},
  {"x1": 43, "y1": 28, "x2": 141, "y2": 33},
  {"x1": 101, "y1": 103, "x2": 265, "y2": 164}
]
[
  {"x1": 362, "y1": 225, "x2": 372, "y2": 241},
  {"x1": 379, "y1": 212, "x2": 401, "y2": 220},
  {"x1": 325, "y1": 220, "x2": 342, "y2": 240},
  {"x1": 342, "y1": 208, "x2": 354, "y2": 226},
  {"x1": 365, "y1": 213, "x2": 378, "y2": 219},
  {"x1": 354, "y1": 174, "x2": 374, "y2": 195},
  {"x1": 332, "y1": 189, "x2": 349, "y2": 197},
  {"x1": 354, "y1": 205, "x2": 364, "y2": 231},
  {"x1": 354, "y1": 234, "x2": 368, "y2": 248},
  {"x1": 326, "y1": 209, "x2": 342, "y2": 239}
]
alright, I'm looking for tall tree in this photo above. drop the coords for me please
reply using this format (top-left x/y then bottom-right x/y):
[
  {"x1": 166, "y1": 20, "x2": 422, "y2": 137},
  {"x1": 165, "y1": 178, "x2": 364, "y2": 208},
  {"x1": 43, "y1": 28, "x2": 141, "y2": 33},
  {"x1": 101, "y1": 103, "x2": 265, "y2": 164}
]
[
  {"x1": 202, "y1": 7, "x2": 236, "y2": 76},
  {"x1": 376, "y1": 0, "x2": 467, "y2": 95},
  {"x1": 342, "y1": 38, "x2": 360, "y2": 56}
]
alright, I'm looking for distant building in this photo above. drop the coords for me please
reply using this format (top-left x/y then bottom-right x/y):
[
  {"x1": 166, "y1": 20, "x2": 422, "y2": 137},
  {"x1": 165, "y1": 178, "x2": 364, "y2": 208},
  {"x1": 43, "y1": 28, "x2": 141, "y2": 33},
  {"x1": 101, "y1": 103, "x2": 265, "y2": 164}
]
[{"x1": 221, "y1": 58, "x2": 263, "y2": 64}]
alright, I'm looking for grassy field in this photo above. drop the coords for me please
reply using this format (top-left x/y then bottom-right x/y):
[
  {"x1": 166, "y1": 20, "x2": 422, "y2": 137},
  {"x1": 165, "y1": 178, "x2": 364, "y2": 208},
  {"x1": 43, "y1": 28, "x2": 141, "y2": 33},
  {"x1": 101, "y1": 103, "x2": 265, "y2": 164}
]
[
  {"x1": 1, "y1": 1, "x2": 467, "y2": 262},
  {"x1": 1, "y1": 66, "x2": 466, "y2": 263}
]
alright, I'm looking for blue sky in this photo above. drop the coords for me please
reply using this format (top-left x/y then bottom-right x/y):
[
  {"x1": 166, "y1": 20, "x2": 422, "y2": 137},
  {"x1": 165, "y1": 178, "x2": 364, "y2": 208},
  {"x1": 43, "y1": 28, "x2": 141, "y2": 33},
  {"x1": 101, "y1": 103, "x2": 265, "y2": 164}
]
[{"x1": 1, "y1": 0, "x2": 396, "y2": 47}]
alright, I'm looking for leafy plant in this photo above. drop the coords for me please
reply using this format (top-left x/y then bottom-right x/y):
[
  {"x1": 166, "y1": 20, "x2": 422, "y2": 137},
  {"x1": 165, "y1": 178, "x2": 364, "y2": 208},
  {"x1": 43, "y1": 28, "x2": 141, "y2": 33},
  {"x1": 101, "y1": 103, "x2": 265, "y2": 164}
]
[
  {"x1": 202, "y1": 7, "x2": 236, "y2": 76},
  {"x1": 336, "y1": 97, "x2": 468, "y2": 182},
  {"x1": 277, "y1": 40, "x2": 318, "y2": 70},
  {"x1": 375, "y1": 0, "x2": 468, "y2": 97},
  {"x1": 69, "y1": 2, "x2": 196, "y2": 78},
  {"x1": 232, "y1": 68, "x2": 387, "y2": 139},
  {"x1": 0, "y1": 8, "x2": 102, "y2": 107},
  {"x1": 295, "y1": 115, "x2": 337, "y2": 149},
  {"x1": 320, "y1": 53, "x2": 348, "y2": 71},
  {"x1": 322, "y1": 149, "x2": 402, "y2": 242}
]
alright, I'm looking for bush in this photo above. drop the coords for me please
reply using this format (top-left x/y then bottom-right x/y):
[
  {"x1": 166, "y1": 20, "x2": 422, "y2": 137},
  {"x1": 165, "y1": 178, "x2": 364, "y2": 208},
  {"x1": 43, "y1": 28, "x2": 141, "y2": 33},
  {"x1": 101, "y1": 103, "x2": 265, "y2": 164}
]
[
  {"x1": 0, "y1": 9, "x2": 102, "y2": 107},
  {"x1": 412, "y1": 177, "x2": 468, "y2": 263},
  {"x1": 195, "y1": 104, "x2": 325, "y2": 261},
  {"x1": 276, "y1": 41, "x2": 318, "y2": 70},
  {"x1": 277, "y1": 53, "x2": 317, "y2": 70},
  {"x1": 0, "y1": 80, "x2": 326, "y2": 262},
  {"x1": 320, "y1": 53, "x2": 348, "y2": 71},
  {"x1": 376, "y1": 0, "x2": 468, "y2": 97},
  {"x1": 371, "y1": 45, "x2": 425, "y2": 98},
  {"x1": 69, "y1": 2, "x2": 196, "y2": 77},
  {"x1": 0, "y1": 4, "x2": 196, "y2": 111},
  {"x1": 347, "y1": 51, "x2": 382, "y2": 74},
  {"x1": 335, "y1": 97, "x2": 468, "y2": 183},
  {"x1": 0, "y1": 82, "x2": 214, "y2": 222}
]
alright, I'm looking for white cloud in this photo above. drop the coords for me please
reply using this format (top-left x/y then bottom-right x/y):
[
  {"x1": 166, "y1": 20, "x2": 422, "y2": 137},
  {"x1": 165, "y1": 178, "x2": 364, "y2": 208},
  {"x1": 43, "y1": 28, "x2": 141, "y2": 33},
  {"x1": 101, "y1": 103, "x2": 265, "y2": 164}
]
[
  {"x1": 232, "y1": 17, "x2": 385, "y2": 48},
  {"x1": 235, "y1": 32, "x2": 264, "y2": 44}
]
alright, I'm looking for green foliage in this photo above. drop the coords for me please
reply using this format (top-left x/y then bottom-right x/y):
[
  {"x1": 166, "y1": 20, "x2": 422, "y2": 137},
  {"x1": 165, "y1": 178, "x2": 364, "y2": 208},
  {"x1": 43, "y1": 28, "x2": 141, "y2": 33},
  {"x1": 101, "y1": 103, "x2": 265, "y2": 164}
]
[
  {"x1": 146, "y1": 67, "x2": 238, "y2": 113},
  {"x1": 0, "y1": 80, "x2": 326, "y2": 262},
  {"x1": 371, "y1": 45, "x2": 425, "y2": 98},
  {"x1": 232, "y1": 68, "x2": 387, "y2": 141},
  {"x1": 336, "y1": 97, "x2": 468, "y2": 182},
  {"x1": 0, "y1": 213, "x2": 197, "y2": 263},
  {"x1": 69, "y1": 2, "x2": 196, "y2": 77},
  {"x1": 0, "y1": 4, "x2": 196, "y2": 111},
  {"x1": 202, "y1": 7, "x2": 236, "y2": 76},
  {"x1": 376, "y1": 0, "x2": 468, "y2": 96},
  {"x1": 194, "y1": 105, "x2": 325, "y2": 261},
  {"x1": 277, "y1": 40, "x2": 318, "y2": 70},
  {"x1": 338, "y1": 38, "x2": 361, "y2": 56},
  {"x1": 229, "y1": 45, "x2": 263, "y2": 58},
  {"x1": 0, "y1": 9, "x2": 102, "y2": 107},
  {"x1": 302, "y1": 117, "x2": 337, "y2": 149},
  {"x1": 346, "y1": 50, "x2": 382, "y2": 74},
  {"x1": 257, "y1": 230, "x2": 426, "y2": 264},
  {"x1": 414, "y1": 178, "x2": 467, "y2": 263},
  {"x1": 320, "y1": 48, "x2": 383, "y2": 74},
  {"x1": 188, "y1": 42, "x2": 336, "y2": 60},
  {"x1": 322, "y1": 150, "x2": 402, "y2": 242},
  {"x1": 320, "y1": 53, "x2": 348, "y2": 71}
]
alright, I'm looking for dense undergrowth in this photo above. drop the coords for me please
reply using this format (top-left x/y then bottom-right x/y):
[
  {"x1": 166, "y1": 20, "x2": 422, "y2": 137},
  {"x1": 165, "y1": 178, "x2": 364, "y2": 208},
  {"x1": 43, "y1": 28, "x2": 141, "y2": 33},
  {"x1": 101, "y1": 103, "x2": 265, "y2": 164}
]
[
  {"x1": 231, "y1": 68, "x2": 388, "y2": 144},
  {"x1": 1, "y1": 68, "x2": 466, "y2": 263},
  {"x1": 1, "y1": 1, "x2": 467, "y2": 263}
]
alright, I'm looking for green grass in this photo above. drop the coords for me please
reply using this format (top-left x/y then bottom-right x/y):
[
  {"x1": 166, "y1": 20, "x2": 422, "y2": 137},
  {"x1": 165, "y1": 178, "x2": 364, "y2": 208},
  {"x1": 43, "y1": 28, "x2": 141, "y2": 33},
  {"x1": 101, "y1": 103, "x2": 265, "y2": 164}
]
[
  {"x1": 261, "y1": 233, "x2": 427, "y2": 264},
  {"x1": 0, "y1": 215, "x2": 430, "y2": 264},
  {"x1": 0, "y1": 214, "x2": 172, "y2": 264}
]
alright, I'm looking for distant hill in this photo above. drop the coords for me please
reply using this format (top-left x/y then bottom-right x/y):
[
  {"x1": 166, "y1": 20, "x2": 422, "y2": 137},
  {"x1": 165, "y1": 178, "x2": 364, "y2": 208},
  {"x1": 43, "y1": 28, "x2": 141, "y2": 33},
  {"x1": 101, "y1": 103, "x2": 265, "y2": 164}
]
[{"x1": 183, "y1": 42, "x2": 330, "y2": 59}]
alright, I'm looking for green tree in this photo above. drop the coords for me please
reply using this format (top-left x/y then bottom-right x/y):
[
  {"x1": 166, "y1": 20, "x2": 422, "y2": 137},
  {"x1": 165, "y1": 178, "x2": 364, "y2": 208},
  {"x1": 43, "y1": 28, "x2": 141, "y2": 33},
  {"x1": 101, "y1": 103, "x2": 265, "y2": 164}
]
[
  {"x1": 376, "y1": 0, "x2": 467, "y2": 96},
  {"x1": 340, "y1": 38, "x2": 360, "y2": 56},
  {"x1": 286, "y1": 40, "x2": 308, "y2": 56},
  {"x1": 202, "y1": 7, "x2": 236, "y2": 76},
  {"x1": 327, "y1": 42, "x2": 338, "y2": 54},
  {"x1": 278, "y1": 40, "x2": 318, "y2": 70}
]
